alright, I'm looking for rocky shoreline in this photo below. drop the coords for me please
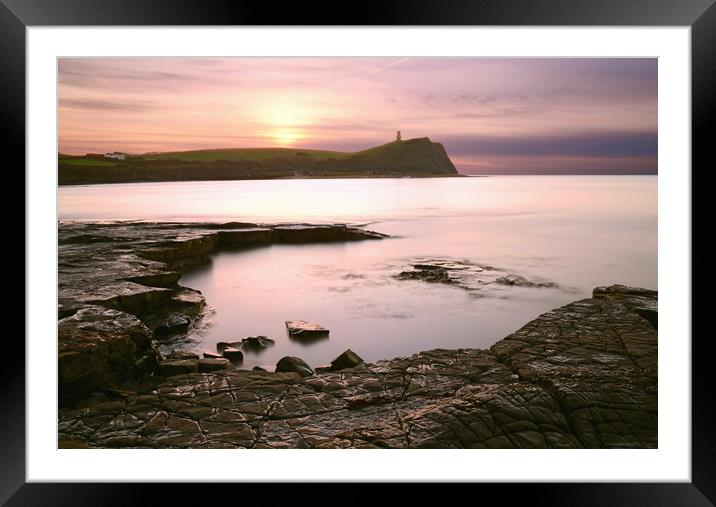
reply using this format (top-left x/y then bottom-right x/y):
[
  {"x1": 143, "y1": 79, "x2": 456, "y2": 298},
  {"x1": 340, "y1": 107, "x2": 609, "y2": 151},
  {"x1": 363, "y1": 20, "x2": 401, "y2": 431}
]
[
  {"x1": 58, "y1": 221, "x2": 657, "y2": 448},
  {"x1": 58, "y1": 221, "x2": 387, "y2": 404}
]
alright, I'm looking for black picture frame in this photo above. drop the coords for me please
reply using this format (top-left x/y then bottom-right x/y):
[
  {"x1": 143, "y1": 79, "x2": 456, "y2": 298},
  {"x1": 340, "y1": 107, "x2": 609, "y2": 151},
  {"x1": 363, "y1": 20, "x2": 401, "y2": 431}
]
[{"x1": 4, "y1": 0, "x2": 714, "y2": 503}]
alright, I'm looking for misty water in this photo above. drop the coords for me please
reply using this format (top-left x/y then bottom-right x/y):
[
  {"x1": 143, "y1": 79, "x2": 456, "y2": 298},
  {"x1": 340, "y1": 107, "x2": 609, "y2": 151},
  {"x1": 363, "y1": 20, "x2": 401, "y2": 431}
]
[{"x1": 58, "y1": 176, "x2": 657, "y2": 370}]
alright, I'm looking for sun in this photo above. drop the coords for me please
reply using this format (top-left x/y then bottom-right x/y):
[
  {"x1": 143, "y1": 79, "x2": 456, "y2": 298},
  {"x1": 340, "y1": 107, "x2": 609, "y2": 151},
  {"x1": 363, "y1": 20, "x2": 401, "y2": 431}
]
[
  {"x1": 273, "y1": 129, "x2": 301, "y2": 147},
  {"x1": 259, "y1": 100, "x2": 310, "y2": 147}
]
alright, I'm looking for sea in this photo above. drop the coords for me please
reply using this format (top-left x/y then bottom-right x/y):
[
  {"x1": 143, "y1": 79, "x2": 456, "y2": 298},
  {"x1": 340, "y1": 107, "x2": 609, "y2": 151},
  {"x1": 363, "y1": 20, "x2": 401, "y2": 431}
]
[{"x1": 58, "y1": 175, "x2": 657, "y2": 370}]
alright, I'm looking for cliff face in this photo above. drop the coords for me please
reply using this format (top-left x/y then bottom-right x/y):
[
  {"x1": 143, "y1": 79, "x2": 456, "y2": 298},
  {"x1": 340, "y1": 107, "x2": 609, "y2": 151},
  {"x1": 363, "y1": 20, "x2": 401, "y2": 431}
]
[{"x1": 58, "y1": 137, "x2": 459, "y2": 185}]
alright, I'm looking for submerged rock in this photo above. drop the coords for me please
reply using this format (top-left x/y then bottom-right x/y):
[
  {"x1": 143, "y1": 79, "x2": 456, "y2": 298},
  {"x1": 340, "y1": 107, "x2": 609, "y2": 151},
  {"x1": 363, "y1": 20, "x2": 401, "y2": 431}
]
[
  {"x1": 275, "y1": 356, "x2": 314, "y2": 377},
  {"x1": 393, "y1": 258, "x2": 559, "y2": 295},
  {"x1": 241, "y1": 335, "x2": 275, "y2": 349},
  {"x1": 329, "y1": 349, "x2": 364, "y2": 371},
  {"x1": 494, "y1": 274, "x2": 557, "y2": 288},
  {"x1": 394, "y1": 266, "x2": 451, "y2": 283},
  {"x1": 285, "y1": 320, "x2": 329, "y2": 336}
]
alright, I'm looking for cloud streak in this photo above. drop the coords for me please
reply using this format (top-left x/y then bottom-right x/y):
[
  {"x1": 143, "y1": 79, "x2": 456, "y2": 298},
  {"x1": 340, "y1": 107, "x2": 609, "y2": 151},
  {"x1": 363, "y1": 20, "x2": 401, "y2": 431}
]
[{"x1": 443, "y1": 132, "x2": 657, "y2": 158}]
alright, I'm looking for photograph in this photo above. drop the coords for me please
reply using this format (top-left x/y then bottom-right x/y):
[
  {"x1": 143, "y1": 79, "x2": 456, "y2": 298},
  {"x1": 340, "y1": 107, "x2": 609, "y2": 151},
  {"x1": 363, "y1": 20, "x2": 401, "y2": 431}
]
[
  {"x1": 56, "y1": 56, "x2": 659, "y2": 450},
  {"x1": 1, "y1": 0, "x2": 709, "y2": 498}
]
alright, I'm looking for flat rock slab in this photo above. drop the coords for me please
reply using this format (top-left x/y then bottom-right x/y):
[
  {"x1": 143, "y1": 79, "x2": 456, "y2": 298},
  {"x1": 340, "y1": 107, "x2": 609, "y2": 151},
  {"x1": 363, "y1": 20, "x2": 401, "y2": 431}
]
[
  {"x1": 59, "y1": 285, "x2": 657, "y2": 449},
  {"x1": 285, "y1": 320, "x2": 329, "y2": 336},
  {"x1": 198, "y1": 358, "x2": 232, "y2": 372}
]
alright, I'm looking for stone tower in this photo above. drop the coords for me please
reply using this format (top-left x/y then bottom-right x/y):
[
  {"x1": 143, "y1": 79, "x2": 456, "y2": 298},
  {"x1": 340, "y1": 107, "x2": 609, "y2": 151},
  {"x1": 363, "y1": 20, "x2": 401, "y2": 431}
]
[{"x1": 396, "y1": 130, "x2": 402, "y2": 141}]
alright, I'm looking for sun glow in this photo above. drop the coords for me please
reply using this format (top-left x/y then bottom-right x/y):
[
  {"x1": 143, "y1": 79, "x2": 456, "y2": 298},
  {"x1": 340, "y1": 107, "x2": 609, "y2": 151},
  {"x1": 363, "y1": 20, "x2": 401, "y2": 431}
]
[
  {"x1": 273, "y1": 129, "x2": 301, "y2": 146},
  {"x1": 259, "y1": 100, "x2": 311, "y2": 146}
]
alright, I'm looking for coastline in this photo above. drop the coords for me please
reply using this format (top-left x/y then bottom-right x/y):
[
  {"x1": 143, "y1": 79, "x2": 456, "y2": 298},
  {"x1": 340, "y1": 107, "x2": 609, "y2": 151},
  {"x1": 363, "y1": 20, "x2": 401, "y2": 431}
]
[
  {"x1": 57, "y1": 173, "x2": 467, "y2": 187},
  {"x1": 57, "y1": 220, "x2": 657, "y2": 449}
]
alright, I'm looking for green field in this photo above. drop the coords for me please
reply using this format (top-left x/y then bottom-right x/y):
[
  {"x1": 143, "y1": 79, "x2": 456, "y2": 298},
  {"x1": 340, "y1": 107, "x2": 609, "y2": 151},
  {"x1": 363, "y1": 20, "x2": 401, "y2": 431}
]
[
  {"x1": 59, "y1": 141, "x2": 415, "y2": 165},
  {"x1": 58, "y1": 156, "x2": 119, "y2": 167},
  {"x1": 142, "y1": 147, "x2": 351, "y2": 162}
]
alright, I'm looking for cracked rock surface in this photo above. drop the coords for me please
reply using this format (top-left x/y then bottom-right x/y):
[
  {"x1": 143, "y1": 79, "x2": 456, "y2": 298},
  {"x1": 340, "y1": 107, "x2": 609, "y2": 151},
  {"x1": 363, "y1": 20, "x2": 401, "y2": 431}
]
[{"x1": 58, "y1": 284, "x2": 657, "y2": 449}]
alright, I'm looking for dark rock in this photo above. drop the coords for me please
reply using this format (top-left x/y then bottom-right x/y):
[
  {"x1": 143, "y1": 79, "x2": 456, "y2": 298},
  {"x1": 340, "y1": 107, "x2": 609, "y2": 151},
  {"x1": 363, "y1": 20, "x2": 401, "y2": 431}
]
[
  {"x1": 241, "y1": 335, "x2": 275, "y2": 349},
  {"x1": 170, "y1": 288, "x2": 206, "y2": 313},
  {"x1": 494, "y1": 274, "x2": 557, "y2": 288},
  {"x1": 198, "y1": 358, "x2": 232, "y2": 372},
  {"x1": 217, "y1": 228, "x2": 273, "y2": 247},
  {"x1": 87, "y1": 283, "x2": 174, "y2": 317},
  {"x1": 276, "y1": 356, "x2": 314, "y2": 377},
  {"x1": 75, "y1": 392, "x2": 109, "y2": 409},
  {"x1": 273, "y1": 224, "x2": 386, "y2": 244},
  {"x1": 222, "y1": 348, "x2": 244, "y2": 362},
  {"x1": 98, "y1": 387, "x2": 136, "y2": 400},
  {"x1": 125, "y1": 271, "x2": 182, "y2": 289},
  {"x1": 157, "y1": 359, "x2": 198, "y2": 376},
  {"x1": 395, "y1": 267, "x2": 451, "y2": 283},
  {"x1": 203, "y1": 351, "x2": 222, "y2": 359},
  {"x1": 151, "y1": 313, "x2": 193, "y2": 339},
  {"x1": 412, "y1": 263, "x2": 447, "y2": 271},
  {"x1": 593, "y1": 284, "x2": 657, "y2": 299},
  {"x1": 593, "y1": 285, "x2": 657, "y2": 329},
  {"x1": 143, "y1": 289, "x2": 205, "y2": 338},
  {"x1": 329, "y1": 349, "x2": 364, "y2": 371},
  {"x1": 252, "y1": 366, "x2": 268, "y2": 372},
  {"x1": 58, "y1": 305, "x2": 158, "y2": 405},
  {"x1": 635, "y1": 308, "x2": 658, "y2": 329},
  {"x1": 393, "y1": 258, "x2": 559, "y2": 295},
  {"x1": 285, "y1": 320, "x2": 329, "y2": 336},
  {"x1": 167, "y1": 350, "x2": 199, "y2": 360}
]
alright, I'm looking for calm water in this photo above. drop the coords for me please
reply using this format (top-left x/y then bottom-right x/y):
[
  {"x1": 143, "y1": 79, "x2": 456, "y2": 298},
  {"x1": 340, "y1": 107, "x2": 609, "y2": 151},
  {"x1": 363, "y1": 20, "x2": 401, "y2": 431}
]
[{"x1": 59, "y1": 176, "x2": 657, "y2": 370}]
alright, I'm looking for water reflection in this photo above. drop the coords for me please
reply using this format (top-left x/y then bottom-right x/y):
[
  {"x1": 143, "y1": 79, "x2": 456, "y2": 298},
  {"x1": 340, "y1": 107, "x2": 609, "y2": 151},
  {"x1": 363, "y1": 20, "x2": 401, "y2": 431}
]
[{"x1": 288, "y1": 332, "x2": 331, "y2": 346}]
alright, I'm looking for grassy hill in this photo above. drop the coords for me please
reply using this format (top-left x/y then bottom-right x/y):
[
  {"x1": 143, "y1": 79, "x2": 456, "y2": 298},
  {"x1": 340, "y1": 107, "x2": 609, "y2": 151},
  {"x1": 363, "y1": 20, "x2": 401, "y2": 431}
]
[
  {"x1": 142, "y1": 147, "x2": 350, "y2": 162},
  {"x1": 58, "y1": 137, "x2": 459, "y2": 185},
  {"x1": 58, "y1": 154, "x2": 119, "y2": 167}
]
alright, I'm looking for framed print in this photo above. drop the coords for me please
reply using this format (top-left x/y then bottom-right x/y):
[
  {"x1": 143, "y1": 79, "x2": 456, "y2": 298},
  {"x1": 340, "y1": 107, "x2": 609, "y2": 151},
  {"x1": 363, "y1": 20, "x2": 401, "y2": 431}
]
[{"x1": 5, "y1": 0, "x2": 714, "y2": 503}]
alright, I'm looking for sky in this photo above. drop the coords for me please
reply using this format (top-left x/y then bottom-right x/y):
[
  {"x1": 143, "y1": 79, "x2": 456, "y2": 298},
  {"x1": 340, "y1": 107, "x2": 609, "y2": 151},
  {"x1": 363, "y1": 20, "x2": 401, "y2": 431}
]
[{"x1": 58, "y1": 58, "x2": 657, "y2": 175}]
